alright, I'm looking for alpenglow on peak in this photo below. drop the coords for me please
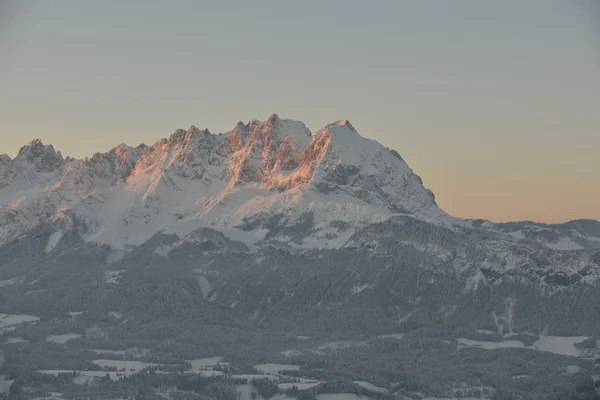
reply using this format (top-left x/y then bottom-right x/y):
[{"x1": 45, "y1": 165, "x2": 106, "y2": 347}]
[{"x1": 0, "y1": 114, "x2": 445, "y2": 250}]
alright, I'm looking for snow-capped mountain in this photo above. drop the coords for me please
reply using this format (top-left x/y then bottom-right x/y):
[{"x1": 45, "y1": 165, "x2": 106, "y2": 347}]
[
  {"x1": 1, "y1": 115, "x2": 600, "y2": 400},
  {"x1": 1, "y1": 113, "x2": 598, "y2": 255},
  {"x1": 0, "y1": 114, "x2": 446, "y2": 250}
]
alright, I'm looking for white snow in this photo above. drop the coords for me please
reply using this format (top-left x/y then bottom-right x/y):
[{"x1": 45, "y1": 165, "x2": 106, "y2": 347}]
[
  {"x1": 196, "y1": 276, "x2": 212, "y2": 298},
  {"x1": 196, "y1": 370, "x2": 226, "y2": 377},
  {"x1": 103, "y1": 270, "x2": 124, "y2": 284},
  {"x1": 189, "y1": 357, "x2": 228, "y2": 370},
  {"x1": 271, "y1": 395, "x2": 295, "y2": 400},
  {"x1": 45, "y1": 230, "x2": 64, "y2": 254},
  {"x1": 350, "y1": 283, "x2": 372, "y2": 294},
  {"x1": 0, "y1": 278, "x2": 17, "y2": 287},
  {"x1": 396, "y1": 309, "x2": 418, "y2": 324},
  {"x1": 153, "y1": 244, "x2": 173, "y2": 257},
  {"x1": 46, "y1": 333, "x2": 81, "y2": 344},
  {"x1": 315, "y1": 340, "x2": 368, "y2": 353},
  {"x1": 476, "y1": 329, "x2": 497, "y2": 335},
  {"x1": 463, "y1": 270, "x2": 487, "y2": 294},
  {"x1": 530, "y1": 335, "x2": 588, "y2": 357},
  {"x1": 545, "y1": 237, "x2": 584, "y2": 251},
  {"x1": 0, "y1": 314, "x2": 39, "y2": 330},
  {"x1": 0, "y1": 115, "x2": 447, "y2": 252},
  {"x1": 354, "y1": 381, "x2": 387, "y2": 393},
  {"x1": 278, "y1": 381, "x2": 322, "y2": 390},
  {"x1": 566, "y1": 365, "x2": 581, "y2": 374},
  {"x1": 508, "y1": 229, "x2": 584, "y2": 250},
  {"x1": 254, "y1": 364, "x2": 300, "y2": 375},
  {"x1": 232, "y1": 374, "x2": 274, "y2": 381},
  {"x1": 458, "y1": 335, "x2": 589, "y2": 357},
  {"x1": 281, "y1": 349, "x2": 304, "y2": 357},
  {"x1": 0, "y1": 376, "x2": 13, "y2": 394},
  {"x1": 377, "y1": 333, "x2": 403, "y2": 340},
  {"x1": 457, "y1": 338, "x2": 525, "y2": 350},
  {"x1": 236, "y1": 384, "x2": 264, "y2": 400}
]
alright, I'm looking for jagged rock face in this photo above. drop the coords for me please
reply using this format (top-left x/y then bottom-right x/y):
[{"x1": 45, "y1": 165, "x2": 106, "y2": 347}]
[
  {"x1": 228, "y1": 114, "x2": 312, "y2": 185},
  {"x1": 0, "y1": 140, "x2": 65, "y2": 191},
  {"x1": 0, "y1": 154, "x2": 15, "y2": 189},
  {"x1": 15, "y1": 139, "x2": 65, "y2": 173}
]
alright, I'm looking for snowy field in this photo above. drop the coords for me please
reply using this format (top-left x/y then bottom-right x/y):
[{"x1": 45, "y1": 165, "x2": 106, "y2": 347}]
[
  {"x1": 254, "y1": 364, "x2": 300, "y2": 375},
  {"x1": 354, "y1": 381, "x2": 387, "y2": 393},
  {"x1": 189, "y1": 356, "x2": 228, "y2": 370},
  {"x1": 277, "y1": 382, "x2": 322, "y2": 390},
  {"x1": 46, "y1": 333, "x2": 82, "y2": 344},
  {"x1": 0, "y1": 314, "x2": 39, "y2": 330},
  {"x1": 457, "y1": 335, "x2": 589, "y2": 357},
  {"x1": 0, "y1": 376, "x2": 13, "y2": 394}
]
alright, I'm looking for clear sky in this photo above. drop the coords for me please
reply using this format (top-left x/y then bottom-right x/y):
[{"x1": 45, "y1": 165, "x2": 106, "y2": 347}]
[{"x1": 1, "y1": 0, "x2": 598, "y2": 223}]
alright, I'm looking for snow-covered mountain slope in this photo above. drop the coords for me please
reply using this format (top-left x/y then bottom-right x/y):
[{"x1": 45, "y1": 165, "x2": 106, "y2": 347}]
[
  {"x1": 343, "y1": 215, "x2": 600, "y2": 287},
  {"x1": 0, "y1": 114, "x2": 446, "y2": 250},
  {"x1": 465, "y1": 219, "x2": 600, "y2": 251},
  {"x1": 1, "y1": 113, "x2": 597, "y2": 254}
]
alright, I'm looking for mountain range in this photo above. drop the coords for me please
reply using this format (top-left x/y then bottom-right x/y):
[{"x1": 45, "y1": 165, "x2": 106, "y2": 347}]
[
  {"x1": 1, "y1": 114, "x2": 599, "y2": 399},
  {"x1": 1, "y1": 113, "x2": 598, "y2": 254}
]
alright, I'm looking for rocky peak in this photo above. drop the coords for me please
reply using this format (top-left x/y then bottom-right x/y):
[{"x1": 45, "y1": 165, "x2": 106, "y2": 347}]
[
  {"x1": 228, "y1": 114, "x2": 313, "y2": 185},
  {"x1": 227, "y1": 122, "x2": 249, "y2": 152},
  {"x1": 15, "y1": 139, "x2": 64, "y2": 172},
  {"x1": 0, "y1": 154, "x2": 13, "y2": 171},
  {"x1": 109, "y1": 143, "x2": 145, "y2": 181},
  {"x1": 330, "y1": 119, "x2": 357, "y2": 132},
  {"x1": 0, "y1": 154, "x2": 15, "y2": 189}
]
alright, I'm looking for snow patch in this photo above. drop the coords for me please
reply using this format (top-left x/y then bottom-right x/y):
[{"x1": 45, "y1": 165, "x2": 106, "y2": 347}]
[
  {"x1": 0, "y1": 314, "x2": 39, "y2": 330},
  {"x1": 457, "y1": 338, "x2": 525, "y2": 350},
  {"x1": 46, "y1": 333, "x2": 81, "y2": 344},
  {"x1": 354, "y1": 380, "x2": 387, "y2": 393},
  {"x1": 278, "y1": 381, "x2": 322, "y2": 390},
  {"x1": 103, "y1": 270, "x2": 124, "y2": 284},
  {"x1": 395, "y1": 309, "x2": 418, "y2": 324},
  {"x1": 189, "y1": 357, "x2": 228, "y2": 370},
  {"x1": 566, "y1": 365, "x2": 581, "y2": 374},
  {"x1": 458, "y1": 335, "x2": 589, "y2": 357},
  {"x1": 196, "y1": 276, "x2": 212, "y2": 298},
  {"x1": 350, "y1": 283, "x2": 372, "y2": 294},
  {"x1": 45, "y1": 230, "x2": 64, "y2": 254},
  {"x1": 530, "y1": 335, "x2": 588, "y2": 357},
  {"x1": 254, "y1": 364, "x2": 300, "y2": 375}
]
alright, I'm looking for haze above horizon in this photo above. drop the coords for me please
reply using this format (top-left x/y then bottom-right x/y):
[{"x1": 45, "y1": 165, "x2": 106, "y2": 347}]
[{"x1": 1, "y1": 0, "x2": 598, "y2": 223}]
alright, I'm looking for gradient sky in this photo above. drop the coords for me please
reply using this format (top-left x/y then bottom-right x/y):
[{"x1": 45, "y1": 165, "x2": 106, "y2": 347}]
[{"x1": 1, "y1": 0, "x2": 598, "y2": 223}]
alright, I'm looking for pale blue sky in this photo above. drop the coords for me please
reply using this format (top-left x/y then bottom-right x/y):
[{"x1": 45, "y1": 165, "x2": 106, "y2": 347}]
[{"x1": 1, "y1": 0, "x2": 599, "y2": 222}]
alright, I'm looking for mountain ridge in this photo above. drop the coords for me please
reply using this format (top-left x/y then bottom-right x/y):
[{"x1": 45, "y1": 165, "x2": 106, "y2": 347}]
[
  {"x1": 0, "y1": 114, "x2": 446, "y2": 251},
  {"x1": 1, "y1": 115, "x2": 600, "y2": 399},
  {"x1": 0, "y1": 114, "x2": 598, "y2": 254}
]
